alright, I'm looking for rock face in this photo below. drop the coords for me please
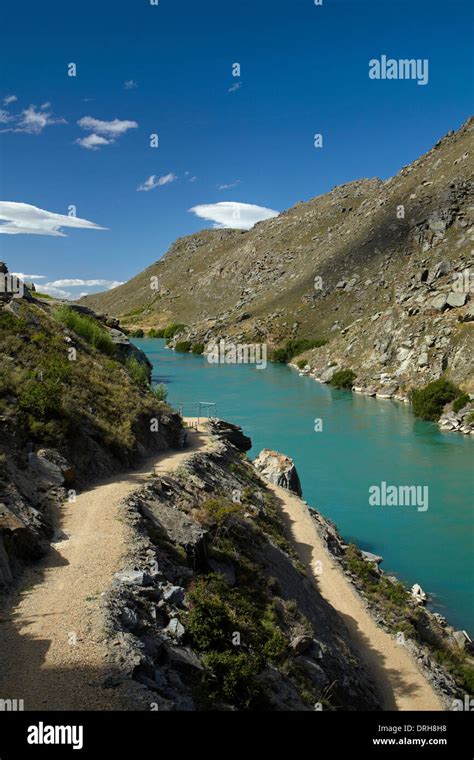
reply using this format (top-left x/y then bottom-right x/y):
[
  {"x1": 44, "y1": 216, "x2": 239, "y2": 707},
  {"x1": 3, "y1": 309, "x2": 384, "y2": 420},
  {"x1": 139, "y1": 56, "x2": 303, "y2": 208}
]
[{"x1": 253, "y1": 449, "x2": 303, "y2": 496}]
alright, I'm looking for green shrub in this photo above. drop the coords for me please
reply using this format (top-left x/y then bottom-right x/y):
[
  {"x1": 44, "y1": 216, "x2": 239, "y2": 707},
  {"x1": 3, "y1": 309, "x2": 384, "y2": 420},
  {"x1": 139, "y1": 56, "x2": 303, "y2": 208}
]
[
  {"x1": 270, "y1": 338, "x2": 327, "y2": 363},
  {"x1": 130, "y1": 328, "x2": 144, "y2": 338},
  {"x1": 125, "y1": 357, "x2": 149, "y2": 387},
  {"x1": 452, "y1": 393, "x2": 470, "y2": 414},
  {"x1": 202, "y1": 651, "x2": 262, "y2": 709},
  {"x1": 163, "y1": 323, "x2": 187, "y2": 339},
  {"x1": 55, "y1": 306, "x2": 116, "y2": 357},
  {"x1": 271, "y1": 347, "x2": 290, "y2": 363},
  {"x1": 148, "y1": 328, "x2": 164, "y2": 338},
  {"x1": 191, "y1": 342, "x2": 205, "y2": 355},
  {"x1": 175, "y1": 340, "x2": 192, "y2": 353},
  {"x1": 201, "y1": 497, "x2": 244, "y2": 525},
  {"x1": 411, "y1": 378, "x2": 462, "y2": 421},
  {"x1": 329, "y1": 369, "x2": 356, "y2": 389},
  {"x1": 151, "y1": 383, "x2": 168, "y2": 401},
  {"x1": 296, "y1": 359, "x2": 307, "y2": 370}
]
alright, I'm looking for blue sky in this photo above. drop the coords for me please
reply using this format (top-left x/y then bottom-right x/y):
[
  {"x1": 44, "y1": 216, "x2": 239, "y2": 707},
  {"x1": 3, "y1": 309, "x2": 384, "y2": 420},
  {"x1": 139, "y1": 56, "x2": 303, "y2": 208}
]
[{"x1": 0, "y1": 0, "x2": 472, "y2": 298}]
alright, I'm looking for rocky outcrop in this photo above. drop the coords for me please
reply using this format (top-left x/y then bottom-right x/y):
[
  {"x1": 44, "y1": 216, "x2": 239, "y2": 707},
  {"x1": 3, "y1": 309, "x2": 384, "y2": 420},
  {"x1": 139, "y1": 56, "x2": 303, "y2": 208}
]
[
  {"x1": 103, "y1": 430, "x2": 380, "y2": 711},
  {"x1": 254, "y1": 449, "x2": 303, "y2": 496},
  {"x1": 207, "y1": 419, "x2": 252, "y2": 451}
]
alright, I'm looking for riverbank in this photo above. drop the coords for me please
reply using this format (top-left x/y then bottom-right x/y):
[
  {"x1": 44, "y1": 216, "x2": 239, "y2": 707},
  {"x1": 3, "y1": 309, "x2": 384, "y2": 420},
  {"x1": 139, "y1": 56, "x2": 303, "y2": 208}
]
[{"x1": 289, "y1": 361, "x2": 474, "y2": 437}]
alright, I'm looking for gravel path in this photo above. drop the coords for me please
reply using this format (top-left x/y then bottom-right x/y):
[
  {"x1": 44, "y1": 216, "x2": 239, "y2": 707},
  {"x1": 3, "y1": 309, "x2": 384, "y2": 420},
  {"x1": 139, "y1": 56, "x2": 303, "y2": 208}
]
[
  {"x1": 269, "y1": 481, "x2": 445, "y2": 711},
  {"x1": 0, "y1": 424, "x2": 209, "y2": 711}
]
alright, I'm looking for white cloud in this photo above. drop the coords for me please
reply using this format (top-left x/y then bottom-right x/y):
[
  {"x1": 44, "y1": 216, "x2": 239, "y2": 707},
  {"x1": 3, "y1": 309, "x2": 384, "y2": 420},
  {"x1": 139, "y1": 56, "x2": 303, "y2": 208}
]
[
  {"x1": 189, "y1": 201, "x2": 278, "y2": 230},
  {"x1": 46, "y1": 278, "x2": 123, "y2": 289},
  {"x1": 75, "y1": 133, "x2": 111, "y2": 150},
  {"x1": 124, "y1": 80, "x2": 138, "y2": 90},
  {"x1": 35, "y1": 283, "x2": 72, "y2": 299},
  {"x1": 137, "y1": 173, "x2": 177, "y2": 191},
  {"x1": 3, "y1": 104, "x2": 67, "y2": 134},
  {"x1": 75, "y1": 115, "x2": 138, "y2": 150},
  {"x1": 218, "y1": 180, "x2": 241, "y2": 190},
  {"x1": 228, "y1": 82, "x2": 242, "y2": 93},
  {"x1": 77, "y1": 116, "x2": 138, "y2": 137},
  {"x1": 0, "y1": 109, "x2": 13, "y2": 124},
  {"x1": 0, "y1": 202, "x2": 107, "y2": 237},
  {"x1": 3, "y1": 95, "x2": 17, "y2": 105}
]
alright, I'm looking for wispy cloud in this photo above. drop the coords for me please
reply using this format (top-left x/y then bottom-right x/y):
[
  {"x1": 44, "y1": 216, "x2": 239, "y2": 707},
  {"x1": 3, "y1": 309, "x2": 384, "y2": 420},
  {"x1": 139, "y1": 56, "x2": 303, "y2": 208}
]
[
  {"x1": 228, "y1": 82, "x2": 242, "y2": 93},
  {"x1": 3, "y1": 95, "x2": 17, "y2": 105},
  {"x1": 11, "y1": 272, "x2": 47, "y2": 281},
  {"x1": 75, "y1": 133, "x2": 111, "y2": 150},
  {"x1": 189, "y1": 201, "x2": 278, "y2": 230},
  {"x1": 0, "y1": 202, "x2": 107, "y2": 237},
  {"x1": 46, "y1": 278, "x2": 123, "y2": 289},
  {"x1": 1, "y1": 103, "x2": 66, "y2": 134},
  {"x1": 137, "y1": 173, "x2": 177, "y2": 191},
  {"x1": 218, "y1": 180, "x2": 241, "y2": 190},
  {"x1": 124, "y1": 80, "x2": 138, "y2": 90},
  {"x1": 76, "y1": 115, "x2": 138, "y2": 149}
]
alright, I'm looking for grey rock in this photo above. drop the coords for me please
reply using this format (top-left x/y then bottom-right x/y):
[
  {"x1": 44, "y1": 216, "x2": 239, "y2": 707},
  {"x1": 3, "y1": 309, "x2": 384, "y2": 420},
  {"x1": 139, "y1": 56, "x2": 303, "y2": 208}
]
[
  {"x1": 115, "y1": 570, "x2": 149, "y2": 587},
  {"x1": 446, "y1": 291, "x2": 467, "y2": 308},
  {"x1": 254, "y1": 449, "x2": 303, "y2": 497},
  {"x1": 165, "y1": 617, "x2": 185, "y2": 640},
  {"x1": 163, "y1": 585, "x2": 186, "y2": 606}
]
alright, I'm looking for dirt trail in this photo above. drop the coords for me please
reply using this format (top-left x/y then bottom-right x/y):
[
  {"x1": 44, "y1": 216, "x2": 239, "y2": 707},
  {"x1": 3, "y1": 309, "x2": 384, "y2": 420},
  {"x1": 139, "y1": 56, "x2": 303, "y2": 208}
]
[
  {"x1": 0, "y1": 423, "x2": 211, "y2": 710},
  {"x1": 268, "y1": 481, "x2": 445, "y2": 711}
]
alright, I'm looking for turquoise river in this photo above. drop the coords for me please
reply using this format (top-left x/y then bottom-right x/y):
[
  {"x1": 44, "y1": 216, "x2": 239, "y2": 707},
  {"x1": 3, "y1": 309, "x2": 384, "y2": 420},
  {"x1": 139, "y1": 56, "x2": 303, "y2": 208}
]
[{"x1": 135, "y1": 338, "x2": 474, "y2": 634}]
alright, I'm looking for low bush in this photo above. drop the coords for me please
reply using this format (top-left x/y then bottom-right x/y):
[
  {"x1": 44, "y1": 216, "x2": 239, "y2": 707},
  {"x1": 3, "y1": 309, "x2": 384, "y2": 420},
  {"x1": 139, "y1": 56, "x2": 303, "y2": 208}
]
[
  {"x1": 130, "y1": 329, "x2": 144, "y2": 338},
  {"x1": 175, "y1": 340, "x2": 192, "y2": 353},
  {"x1": 125, "y1": 357, "x2": 149, "y2": 387},
  {"x1": 411, "y1": 378, "x2": 462, "y2": 421},
  {"x1": 270, "y1": 338, "x2": 327, "y2": 363},
  {"x1": 329, "y1": 369, "x2": 356, "y2": 389},
  {"x1": 151, "y1": 383, "x2": 168, "y2": 401},
  {"x1": 191, "y1": 342, "x2": 205, "y2": 355},
  {"x1": 452, "y1": 393, "x2": 470, "y2": 414},
  {"x1": 163, "y1": 323, "x2": 187, "y2": 339},
  {"x1": 148, "y1": 328, "x2": 164, "y2": 338}
]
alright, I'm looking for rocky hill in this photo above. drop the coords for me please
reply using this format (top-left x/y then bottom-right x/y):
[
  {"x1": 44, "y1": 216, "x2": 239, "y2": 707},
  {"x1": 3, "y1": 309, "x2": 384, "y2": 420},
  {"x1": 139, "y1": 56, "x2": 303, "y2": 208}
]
[
  {"x1": 82, "y1": 117, "x2": 473, "y2": 396},
  {"x1": 0, "y1": 271, "x2": 184, "y2": 590}
]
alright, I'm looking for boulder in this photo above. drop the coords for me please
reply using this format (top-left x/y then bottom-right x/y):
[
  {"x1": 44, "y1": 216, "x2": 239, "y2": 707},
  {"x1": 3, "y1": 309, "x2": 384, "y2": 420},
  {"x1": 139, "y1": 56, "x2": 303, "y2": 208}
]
[
  {"x1": 319, "y1": 365, "x2": 339, "y2": 383},
  {"x1": 28, "y1": 449, "x2": 76, "y2": 486},
  {"x1": 430, "y1": 293, "x2": 447, "y2": 312},
  {"x1": 446, "y1": 292, "x2": 467, "y2": 309},
  {"x1": 254, "y1": 449, "x2": 303, "y2": 497},
  {"x1": 411, "y1": 583, "x2": 428, "y2": 604}
]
